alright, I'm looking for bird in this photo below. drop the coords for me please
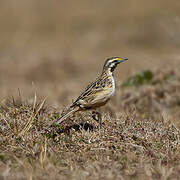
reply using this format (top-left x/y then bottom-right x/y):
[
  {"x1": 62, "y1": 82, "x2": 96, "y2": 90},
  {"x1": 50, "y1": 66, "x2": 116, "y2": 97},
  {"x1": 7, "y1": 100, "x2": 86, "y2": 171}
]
[{"x1": 52, "y1": 57, "x2": 128, "y2": 126}]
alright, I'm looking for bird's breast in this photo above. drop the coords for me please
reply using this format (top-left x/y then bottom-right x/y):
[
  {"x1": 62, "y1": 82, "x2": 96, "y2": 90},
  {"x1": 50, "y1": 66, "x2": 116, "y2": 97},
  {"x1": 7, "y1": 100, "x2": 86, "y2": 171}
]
[{"x1": 106, "y1": 76, "x2": 115, "y2": 97}]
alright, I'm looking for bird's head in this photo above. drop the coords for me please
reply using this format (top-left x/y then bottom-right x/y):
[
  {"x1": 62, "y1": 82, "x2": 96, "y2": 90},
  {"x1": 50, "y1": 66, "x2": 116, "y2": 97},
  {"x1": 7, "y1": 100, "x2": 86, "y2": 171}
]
[{"x1": 103, "y1": 57, "x2": 128, "y2": 73}]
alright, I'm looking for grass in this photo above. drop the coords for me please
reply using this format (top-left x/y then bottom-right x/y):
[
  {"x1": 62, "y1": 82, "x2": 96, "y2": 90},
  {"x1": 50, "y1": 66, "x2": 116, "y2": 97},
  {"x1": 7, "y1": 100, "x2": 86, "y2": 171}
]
[
  {"x1": 0, "y1": 1, "x2": 180, "y2": 179},
  {"x1": 0, "y1": 66, "x2": 180, "y2": 179}
]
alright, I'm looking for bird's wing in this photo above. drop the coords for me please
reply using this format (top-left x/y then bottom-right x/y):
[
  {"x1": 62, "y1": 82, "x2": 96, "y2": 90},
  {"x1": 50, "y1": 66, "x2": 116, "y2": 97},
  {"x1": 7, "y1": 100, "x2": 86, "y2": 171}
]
[{"x1": 71, "y1": 76, "x2": 109, "y2": 107}]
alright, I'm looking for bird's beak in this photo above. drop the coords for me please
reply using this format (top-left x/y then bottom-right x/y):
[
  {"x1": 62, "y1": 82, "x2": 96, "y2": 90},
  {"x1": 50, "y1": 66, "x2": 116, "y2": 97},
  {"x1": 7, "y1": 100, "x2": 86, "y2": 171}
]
[{"x1": 116, "y1": 57, "x2": 128, "y2": 64}]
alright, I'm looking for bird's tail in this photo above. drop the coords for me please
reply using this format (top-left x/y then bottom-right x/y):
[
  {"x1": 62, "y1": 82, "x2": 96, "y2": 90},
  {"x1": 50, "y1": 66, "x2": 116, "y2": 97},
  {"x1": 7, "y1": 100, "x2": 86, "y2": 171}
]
[{"x1": 55, "y1": 105, "x2": 80, "y2": 125}]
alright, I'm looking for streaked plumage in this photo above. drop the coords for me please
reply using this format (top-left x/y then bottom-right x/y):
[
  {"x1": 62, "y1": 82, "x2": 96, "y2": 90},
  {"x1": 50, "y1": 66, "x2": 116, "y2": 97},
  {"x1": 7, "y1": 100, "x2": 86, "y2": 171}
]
[{"x1": 54, "y1": 57, "x2": 128, "y2": 125}]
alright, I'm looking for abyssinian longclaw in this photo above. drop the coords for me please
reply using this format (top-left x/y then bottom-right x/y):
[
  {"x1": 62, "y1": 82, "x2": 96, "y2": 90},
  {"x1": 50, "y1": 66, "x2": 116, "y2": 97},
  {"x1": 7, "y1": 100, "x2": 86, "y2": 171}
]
[{"x1": 51, "y1": 57, "x2": 128, "y2": 127}]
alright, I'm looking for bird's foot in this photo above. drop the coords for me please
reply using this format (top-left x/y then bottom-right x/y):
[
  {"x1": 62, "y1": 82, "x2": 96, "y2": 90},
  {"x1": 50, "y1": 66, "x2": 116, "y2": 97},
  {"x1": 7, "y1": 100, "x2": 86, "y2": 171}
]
[{"x1": 92, "y1": 111, "x2": 102, "y2": 129}]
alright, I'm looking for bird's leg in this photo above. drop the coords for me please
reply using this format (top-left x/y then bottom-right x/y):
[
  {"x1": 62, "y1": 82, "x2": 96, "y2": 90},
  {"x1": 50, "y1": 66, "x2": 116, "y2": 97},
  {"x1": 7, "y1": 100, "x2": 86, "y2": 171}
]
[{"x1": 92, "y1": 110, "x2": 102, "y2": 128}]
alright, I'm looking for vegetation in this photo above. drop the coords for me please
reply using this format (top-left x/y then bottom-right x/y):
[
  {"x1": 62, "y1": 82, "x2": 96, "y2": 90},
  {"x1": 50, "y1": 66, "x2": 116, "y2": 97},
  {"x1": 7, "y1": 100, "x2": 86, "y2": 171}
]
[
  {"x1": 0, "y1": 1, "x2": 180, "y2": 179},
  {"x1": 0, "y1": 67, "x2": 180, "y2": 180}
]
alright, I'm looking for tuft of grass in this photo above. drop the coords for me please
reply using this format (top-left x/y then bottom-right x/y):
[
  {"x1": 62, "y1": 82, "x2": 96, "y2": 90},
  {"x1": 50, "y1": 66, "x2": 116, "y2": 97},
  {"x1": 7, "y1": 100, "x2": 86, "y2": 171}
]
[
  {"x1": 121, "y1": 68, "x2": 175, "y2": 87},
  {"x1": 19, "y1": 92, "x2": 46, "y2": 136}
]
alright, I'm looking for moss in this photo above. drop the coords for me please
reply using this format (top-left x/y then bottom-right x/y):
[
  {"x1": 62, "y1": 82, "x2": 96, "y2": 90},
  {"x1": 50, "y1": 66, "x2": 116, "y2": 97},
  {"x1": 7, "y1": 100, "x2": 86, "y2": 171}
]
[{"x1": 122, "y1": 70, "x2": 153, "y2": 87}]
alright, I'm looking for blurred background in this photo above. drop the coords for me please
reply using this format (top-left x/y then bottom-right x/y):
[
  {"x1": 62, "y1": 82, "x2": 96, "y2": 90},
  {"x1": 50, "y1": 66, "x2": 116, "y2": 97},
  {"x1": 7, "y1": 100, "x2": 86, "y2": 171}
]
[{"x1": 0, "y1": 0, "x2": 180, "y2": 106}]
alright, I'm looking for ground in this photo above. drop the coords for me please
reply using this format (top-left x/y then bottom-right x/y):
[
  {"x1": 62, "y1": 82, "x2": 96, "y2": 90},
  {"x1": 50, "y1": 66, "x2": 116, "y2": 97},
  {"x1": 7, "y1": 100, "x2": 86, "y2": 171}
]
[
  {"x1": 1, "y1": 66, "x2": 180, "y2": 180},
  {"x1": 0, "y1": 0, "x2": 180, "y2": 179}
]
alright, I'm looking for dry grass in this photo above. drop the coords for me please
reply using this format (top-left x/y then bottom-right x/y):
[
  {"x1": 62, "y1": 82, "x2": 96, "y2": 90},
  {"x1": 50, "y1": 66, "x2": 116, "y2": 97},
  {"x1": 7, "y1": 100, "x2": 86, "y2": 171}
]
[
  {"x1": 1, "y1": 1, "x2": 180, "y2": 179},
  {"x1": 0, "y1": 66, "x2": 180, "y2": 180}
]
